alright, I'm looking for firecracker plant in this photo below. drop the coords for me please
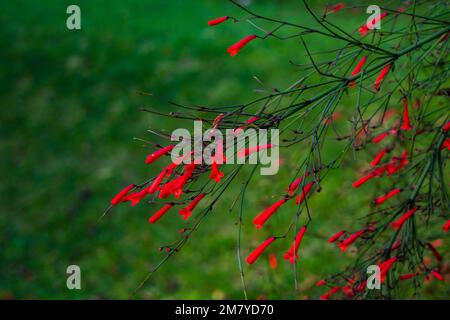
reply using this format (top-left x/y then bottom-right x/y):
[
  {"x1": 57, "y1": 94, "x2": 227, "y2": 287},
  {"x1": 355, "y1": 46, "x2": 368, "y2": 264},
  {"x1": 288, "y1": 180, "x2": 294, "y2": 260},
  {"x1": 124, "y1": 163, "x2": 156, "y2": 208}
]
[{"x1": 105, "y1": 1, "x2": 449, "y2": 299}]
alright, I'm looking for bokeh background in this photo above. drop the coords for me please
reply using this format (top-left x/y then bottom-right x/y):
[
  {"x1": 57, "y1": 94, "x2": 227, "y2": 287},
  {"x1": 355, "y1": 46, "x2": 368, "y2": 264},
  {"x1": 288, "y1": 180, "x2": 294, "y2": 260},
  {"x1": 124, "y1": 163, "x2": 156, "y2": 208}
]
[{"x1": 1, "y1": 0, "x2": 448, "y2": 299}]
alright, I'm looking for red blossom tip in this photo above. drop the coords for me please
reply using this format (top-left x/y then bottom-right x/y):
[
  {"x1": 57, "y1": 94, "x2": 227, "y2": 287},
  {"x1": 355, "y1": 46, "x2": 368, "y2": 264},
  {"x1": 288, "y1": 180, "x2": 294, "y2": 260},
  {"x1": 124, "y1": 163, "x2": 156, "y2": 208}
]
[
  {"x1": 338, "y1": 229, "x2": 366, "y2": 252},
  {"x1": 328, "y1": 230, "x2": 345, "y2": 243},
  {"x1": 391, "y1": 208, "x2": 417, "y2": 230},
  {"x1": 253, "y1": 198, "x2": 287, "y2": 229},
  {"x1": 315, "y1": 279, "x2": 326, "y2": 287},
  {"x1": 399, "y1": 273, "x2": 418, "y2": 281},
  {"x1": 371, "y1": 148, "x2": 388, "y2": 167},
  {"x1": 145, "y1": 145, "x2": 174, "y2": 165},
  {"x1": 373, "y1": 188, "x2": 401, "y2": 206},
  {"x1": 443, "y1": 220, "x2": 450, "y2": 233},
  {"x1": 442, "y1": 121, "x2": 450, "y2": 132},
  {"x1": 283, "y1": 226, "x2": 307, "y2": 264},
  {"x1": 349, "y1": 56, "x2": 367, "y2": 88},
  {"x1": 372, "y1": 132, "x2": 388, "y2": 144},
  {"x1": 352, "y1": 173, "x2": 375, "y2": 188},
  {"x1": 246, "y1": 237, "x2": 276, "y2": 265},
  {"x1": 179, "y1": 193, "x2": 206, "y2": 220},
  {"x1": 208, "y1": 16, "x2": 229, "y2": 26},
  {"x1": 209, "y1": 159, "x2": 224, "y2": 183},
  {"x1": 320, "y1": 286, "x2": 340, "y2": 300},
  {"x1": 431, "y1": 270, "x2": 444, "y2": 281},
  {"x1": 227, "y1": 35, "x2": 257, "y2": 57},
  {"x1": 111, "y1": 184, "x2": 135, "y2": 206},
  {"x1": 149, "y1": 204, "x2": 173, "y2": 224},
  {"x1": 295, "y1": 181, "x2": 315, "y2": 204},
  {"x1": 374, "y1": 63, "x2": 391, "y2": 92},
  {"x1": 400, "y1": 97, "x2": 412, "y2": 131}
]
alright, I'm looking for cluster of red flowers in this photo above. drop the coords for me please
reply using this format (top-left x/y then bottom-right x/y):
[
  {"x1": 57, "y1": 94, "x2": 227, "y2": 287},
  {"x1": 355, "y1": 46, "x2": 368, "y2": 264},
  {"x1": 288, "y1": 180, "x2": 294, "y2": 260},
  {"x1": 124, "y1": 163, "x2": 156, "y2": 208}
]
[
  {"x1": 316, "y1": 108, "x2": 449, "y2": 299},
  {"x1": 110, "y1": 147, "x2": 209, "y2": 224},
  {"x1": 110, "y1": 114, "x2": 274, "y2": 235},
  {"x1": 246, "y1": 172, "x2": 316, "y2": 266}
]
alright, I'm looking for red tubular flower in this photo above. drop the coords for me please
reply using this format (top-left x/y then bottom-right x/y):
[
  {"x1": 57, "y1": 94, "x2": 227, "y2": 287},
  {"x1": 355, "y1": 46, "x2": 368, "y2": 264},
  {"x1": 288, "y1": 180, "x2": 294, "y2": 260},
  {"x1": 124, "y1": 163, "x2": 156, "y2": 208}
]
[
  {"x1": 148, "y1": 204, "x2": 173, "y2": 224},
  {"x1": 237, "y1": 143, "x2": 273, "y2": 158},
  {"x1": 212, "y1": 113, "x2": 224, "y2": 129},
  {"x1": 145, "y1": 145, "x2": 174, "y2": 165},
  {"x1": 443, "y1": 220, "x2": 450, "y2": 233},
  {"x1": 295, "y1": 181, "x2": 315, "y2": 204},
  {"x1": 330, "y1": 3, "x2": 345, "y2": 13},
  {"x1": 371, "y1": 148, "x2": 388, "y2": 167},
  {"x1": 328, "y1": 230, "x2": 345, "y2": 243},
  {"x1": 442, "y1": 121, "x2": 450, "y2": 132},
  {"x1": 374, "y1": 63, "x2": 391, "y2": 92},
  {"x1": 391, "y1": 239, "x2": 401, "y2": 251},
  {"x1": 208, "y1": 16, "x2": 229, "y2": 26},
  {"x1": 253, "y1": 199, "x2": 287, "y2": 229},
  {"x1": 246, "y1": 237, "x2": 276, "y2": 264},
  {"x1": 379, "y1": 257, "x2": 397, "y2": 273},
  {"x1": 284, "y1": 226, "x2": 307, "y2": 264},
  {"x1": 127, "y1": 187, "x2": 150, "y2": 207},
  {"x1": 359, "y1": 12, "x2": 388, "y2": 36},
  {"x1": 227, "y1": 35, "x2": 257, "y2": 57},
  {"x1": 246, "y1": 116, "x2": 259, "y2": 124},
  {"x1": 399, "y1": 273, "x2": 417, "y2": 281},
  {"x1": 268, "y1": 253, "x2": 277, "y2": 269},
  {"x1": 391, "y1": 208, "x2": 417, "y2": 230},
  {"x1": 111, "y1": 184, "x2": 135, "y2": 206},
  {"x1": 159, "y1": 164, "x2": 196, "y2": 199},
  {"x1": 315, "y1": 279, "x2": 327, "y2": 287},
  {"x1": 209, "y1": 158, "x2": 224, "y2": 183},
  {"x1": 320, "y1": 286, "x2": 341, "y2": 300},
  {"x1": 338, "y1": 229, "x2": 366, "y2": 252},
  {"x1": 179, "y1": 193, "x2": 205, "y2": 220},
  {"x1": 349, "y1": 56, "x2": 367, "y2": 88},
  {"x1": 233, "y1": 116, "x2": 260, "y2": 133},
  {"x1": 427, "y1": 243, "x2": 442, "y2": 262},
  {"x1": 431, "y1": 270, "x2": 444, "y2": 281},
  {"x1": 441, "y1": 138, "x2": 450, "y2": 151},
  {"x1": 400, "y1": 97, "x2": 412, "y2": 130},
  {"x1": 148, "y1": 169, "x2": 169, "y2": 194},
  {"x1": 324, "y1": 3, "x2": 345, "y2": 16},
  {"x1": 386, "y1": 151, "x2": 408, "y2": 175},
  {"x1": 380, "y1": 257, "x2": 397, "y2": 282},
  {"x1": 288, "y1": 173, "x2": 310, "y2": 195},
  {"x1": 374, "y1": 188, "x2": 401, "y2": 206},
  {"x1": 352, "y1": 172, "x2": 375, "y2": 188},
  {"x1": 372, "y1": 132, "x2": 388, "y2": 144}
]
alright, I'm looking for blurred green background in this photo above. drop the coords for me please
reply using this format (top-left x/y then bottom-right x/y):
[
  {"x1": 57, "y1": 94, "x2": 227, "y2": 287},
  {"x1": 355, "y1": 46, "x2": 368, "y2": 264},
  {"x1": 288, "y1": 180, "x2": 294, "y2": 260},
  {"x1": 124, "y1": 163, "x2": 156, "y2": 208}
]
[{"x1": 1, "y1": 0, "x2": 448, "y2": 299}]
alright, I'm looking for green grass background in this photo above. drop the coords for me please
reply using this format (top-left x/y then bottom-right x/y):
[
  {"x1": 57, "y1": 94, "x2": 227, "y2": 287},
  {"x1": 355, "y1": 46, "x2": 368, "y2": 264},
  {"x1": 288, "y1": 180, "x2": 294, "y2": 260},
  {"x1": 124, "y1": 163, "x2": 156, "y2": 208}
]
[{"x1": 1, "y1": 0, "x2": 448, "y2": 299}]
